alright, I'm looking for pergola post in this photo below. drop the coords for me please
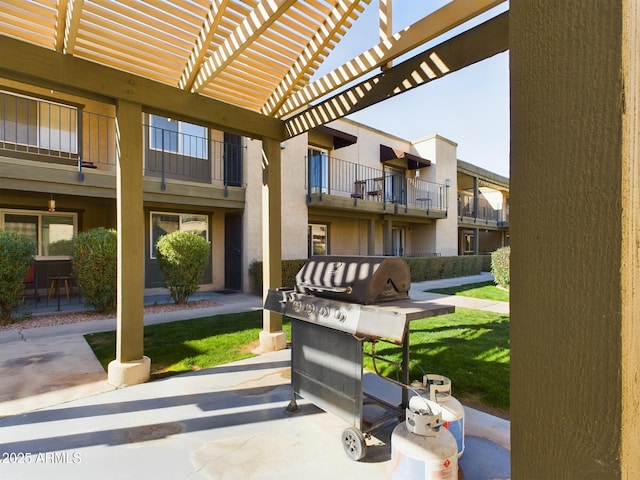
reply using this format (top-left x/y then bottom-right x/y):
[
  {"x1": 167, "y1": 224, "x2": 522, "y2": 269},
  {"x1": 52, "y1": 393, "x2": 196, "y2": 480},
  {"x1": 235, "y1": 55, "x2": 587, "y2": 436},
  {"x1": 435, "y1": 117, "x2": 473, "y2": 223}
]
[
  {"x1": 107, "y1": 98, "x2": 150, "y2": 386},
  {"x1": 259, "y1": 137, "x2": 287, "y2": 352},
  {"x1": 510, "y1": 1, "x2": 640, "y2": 477}
]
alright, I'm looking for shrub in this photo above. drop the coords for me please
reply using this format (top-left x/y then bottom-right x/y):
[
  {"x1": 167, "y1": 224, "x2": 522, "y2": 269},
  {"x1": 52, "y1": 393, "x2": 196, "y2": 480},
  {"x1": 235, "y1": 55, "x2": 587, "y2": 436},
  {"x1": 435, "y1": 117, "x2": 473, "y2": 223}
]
[
  {"x1": 491, "y1": 246, "x2": 510, "y2": 289},
  {"x1": 248, "y1": 259, "x2": 307, "y2": 294},
  {"x1": 156, "y1": 231, "x2": 211, "y2": 304},
  {"x1": 0, "y1": 231, "x2": 37, "y2": 321},
  {"x1": 249, "y1": 256, "x2": 486, "y2": 293},
  {"x1": 72, "y1": 228, "x2": 117, "y2": 313}
]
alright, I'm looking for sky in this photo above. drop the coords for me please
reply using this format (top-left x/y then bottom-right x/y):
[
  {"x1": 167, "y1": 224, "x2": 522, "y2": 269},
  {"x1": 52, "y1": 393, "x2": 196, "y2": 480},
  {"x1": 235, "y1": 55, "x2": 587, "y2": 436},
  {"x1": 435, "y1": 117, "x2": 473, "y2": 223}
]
[{"x1": 311, "y1": 1, "x2": 510, "y2": 178}]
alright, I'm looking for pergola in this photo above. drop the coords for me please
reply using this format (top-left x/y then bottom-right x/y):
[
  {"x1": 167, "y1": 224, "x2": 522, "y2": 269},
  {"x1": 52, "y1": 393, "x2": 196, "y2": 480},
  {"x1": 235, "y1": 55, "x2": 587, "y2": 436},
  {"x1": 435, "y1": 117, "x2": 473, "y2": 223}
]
[{"x1": 0, "y1": 1, "x2": 638, "y2": 478}]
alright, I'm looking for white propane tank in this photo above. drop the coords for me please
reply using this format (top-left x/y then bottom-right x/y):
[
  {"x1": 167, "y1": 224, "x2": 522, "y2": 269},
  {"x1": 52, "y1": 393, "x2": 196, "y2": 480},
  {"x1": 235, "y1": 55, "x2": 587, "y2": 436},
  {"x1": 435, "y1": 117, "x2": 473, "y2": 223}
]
[
  {"x1": 425, "y1": 374, "x2": 465, "y2": 457},
  {"x1": 391, "y1": 396, "x2": 458, "y2": 480}
]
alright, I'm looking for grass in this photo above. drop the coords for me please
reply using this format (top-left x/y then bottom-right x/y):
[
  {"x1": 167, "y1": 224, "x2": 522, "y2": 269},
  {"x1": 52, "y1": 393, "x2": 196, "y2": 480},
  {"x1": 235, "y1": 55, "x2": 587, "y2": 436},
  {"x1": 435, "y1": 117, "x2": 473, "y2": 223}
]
[
  {"x1": 364, "y1": 307, "x2": 510, "y2": 417},
  {"x1": 425, "y1": 281, "x2": 509, "y2": 302},
  {"x1": 85, "y1": 310, "x2": 291, "y2": 379},
  {"x1": 85, "y1": 307, "x2": 509, "y2": 417}
]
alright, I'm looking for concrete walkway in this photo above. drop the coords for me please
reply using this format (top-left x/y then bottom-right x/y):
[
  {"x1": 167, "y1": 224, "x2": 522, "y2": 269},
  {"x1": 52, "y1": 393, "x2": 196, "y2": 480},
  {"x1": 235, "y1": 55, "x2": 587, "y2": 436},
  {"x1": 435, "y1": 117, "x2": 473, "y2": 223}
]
[{"x1": 0, "y1": 273, "x2": 510, "y2": 479}]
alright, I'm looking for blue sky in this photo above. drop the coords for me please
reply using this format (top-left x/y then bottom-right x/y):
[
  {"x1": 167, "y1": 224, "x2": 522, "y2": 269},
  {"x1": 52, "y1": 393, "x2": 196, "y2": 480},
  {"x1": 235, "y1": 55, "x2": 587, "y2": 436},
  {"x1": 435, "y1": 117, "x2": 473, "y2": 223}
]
[{"x1": 312, "y1": 1, "x2": 510, "y2": 178}]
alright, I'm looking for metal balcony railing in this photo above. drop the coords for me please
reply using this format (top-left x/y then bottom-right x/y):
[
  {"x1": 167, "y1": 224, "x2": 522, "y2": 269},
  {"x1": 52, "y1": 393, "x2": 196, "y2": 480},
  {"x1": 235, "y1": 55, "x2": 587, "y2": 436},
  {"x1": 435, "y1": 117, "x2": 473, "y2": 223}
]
[
  {"x1": 143, "y1": 125, "x2": 244, "y2": 189},
  {"x1": 457, "y1": 193, "x2": 509, "y2": 224},
  {"x1": 0, "y1": 92, "x2": 117, "y2": 176},
  {"x1": 0, "y1": 92, "x2": 245, "y2": 188},
  {"x1": 306, "y1": 155, "x2": 448, "y2": 213}
]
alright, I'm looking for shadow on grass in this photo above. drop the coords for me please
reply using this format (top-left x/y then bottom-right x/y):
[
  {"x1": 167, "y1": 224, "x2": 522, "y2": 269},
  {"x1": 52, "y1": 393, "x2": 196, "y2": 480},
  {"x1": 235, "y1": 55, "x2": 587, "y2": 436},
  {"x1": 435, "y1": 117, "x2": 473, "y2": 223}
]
[
  {"x1": 425, "y1": 281, "x2": 510, "y2": 302},
  {"x1": 365, "y1": 310, "x2": 510, "y2": 415},
  {"x1": 85, "y1": 310, "x2": 291, "y2": 379}
]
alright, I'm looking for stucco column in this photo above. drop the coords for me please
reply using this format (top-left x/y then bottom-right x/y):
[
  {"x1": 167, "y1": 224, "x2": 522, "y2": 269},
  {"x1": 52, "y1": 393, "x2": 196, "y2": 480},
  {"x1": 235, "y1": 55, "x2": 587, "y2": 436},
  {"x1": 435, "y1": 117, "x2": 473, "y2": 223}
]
[
  {"x1": 260, "y1": 137, "x2": 286, "y2": 352},
  {"x1": 367, "y1": 218, "x2": 376, "y2": 255},
  {"x1": 107, "y1": 99, "x2": 150, "y2": 387},
  {"x1": 510, "y1": 2, "x2": 640, "y2": 478},
  {"x1": 382, "y1": 218, "x2": 392, "y2": 255}
]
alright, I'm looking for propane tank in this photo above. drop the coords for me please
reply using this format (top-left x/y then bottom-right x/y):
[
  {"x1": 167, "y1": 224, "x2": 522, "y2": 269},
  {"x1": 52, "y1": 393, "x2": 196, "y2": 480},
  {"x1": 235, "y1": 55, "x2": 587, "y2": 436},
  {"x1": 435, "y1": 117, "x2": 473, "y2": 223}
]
[
  {"x1": 424, "y1": 374, "x2": 465, "y2": 457},
  {"x1": 391, "y1": 396, "x2": 458, "y2": 480}
]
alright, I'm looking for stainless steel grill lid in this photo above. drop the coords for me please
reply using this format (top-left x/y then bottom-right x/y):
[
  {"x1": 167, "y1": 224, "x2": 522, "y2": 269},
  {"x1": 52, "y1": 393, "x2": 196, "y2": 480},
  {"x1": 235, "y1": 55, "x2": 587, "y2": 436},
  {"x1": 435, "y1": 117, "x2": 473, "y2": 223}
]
[{"x1": 294, "y1": 255, "x2": 410, "y2": 304}]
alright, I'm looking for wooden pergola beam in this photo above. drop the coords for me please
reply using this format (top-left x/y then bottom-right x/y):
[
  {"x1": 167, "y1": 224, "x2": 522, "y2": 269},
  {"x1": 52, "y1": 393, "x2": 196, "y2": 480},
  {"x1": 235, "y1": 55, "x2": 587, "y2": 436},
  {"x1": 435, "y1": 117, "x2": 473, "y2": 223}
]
[
  {"x1": 261, "y1": 0, "x2": 370, "y2": 116},
  {"x1": 277, "y1": 0, "x2": 505, "y2": 118},
  {"x1": 0, "y1": 34, "x2": 284, "y2": 140},
  {"x1": 179, "y1": 0, "x2": 230, "y2": 92},
  {"x1": 284, "y1": 11, "x2": 508, "y2": 138},
  {"x1": 192, "y1": 0, "x2": 297, "y2": 93},
  {"x1": 60, "y1": 0, "x2": 84, "y2": 54}
]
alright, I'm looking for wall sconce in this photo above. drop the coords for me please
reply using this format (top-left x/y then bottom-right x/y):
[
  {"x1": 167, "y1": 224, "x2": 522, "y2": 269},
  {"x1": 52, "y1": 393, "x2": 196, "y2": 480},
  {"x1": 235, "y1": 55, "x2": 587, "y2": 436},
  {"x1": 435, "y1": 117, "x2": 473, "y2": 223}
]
[
  {"x1": 48, "y1": 195, "x2": 56, "y2": 213},
  {"x1": 445, "y1": 179, "x2": 451, "y2": 187}
]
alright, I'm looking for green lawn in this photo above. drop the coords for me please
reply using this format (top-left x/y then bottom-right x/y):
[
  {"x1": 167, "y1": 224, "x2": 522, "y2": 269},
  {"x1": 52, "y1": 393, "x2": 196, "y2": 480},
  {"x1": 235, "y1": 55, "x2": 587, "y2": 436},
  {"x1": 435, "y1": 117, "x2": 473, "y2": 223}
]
[
  {"x1": 364, "y1": 307, "x2": 510, "y2": 417},
  {"x1": 425, "y1": 281, "x2": 509, "y2": 302},
  {"x1": 85, "y1": 310, "x2": 291, "y2": 379},
  {"x1": 86, "y1": 307, "x2": 509, "y2": 416}
]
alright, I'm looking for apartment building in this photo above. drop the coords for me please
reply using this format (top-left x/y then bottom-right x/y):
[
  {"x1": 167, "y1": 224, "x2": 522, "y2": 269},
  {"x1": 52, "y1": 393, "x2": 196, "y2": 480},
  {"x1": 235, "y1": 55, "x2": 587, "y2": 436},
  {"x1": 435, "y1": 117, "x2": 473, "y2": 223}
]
[
  {"x1": 457, "y1": 159, "x2": 510, "y2": 255},
  {"x1": 0, "y1": 83, "x2": 508, "y2": 295}
]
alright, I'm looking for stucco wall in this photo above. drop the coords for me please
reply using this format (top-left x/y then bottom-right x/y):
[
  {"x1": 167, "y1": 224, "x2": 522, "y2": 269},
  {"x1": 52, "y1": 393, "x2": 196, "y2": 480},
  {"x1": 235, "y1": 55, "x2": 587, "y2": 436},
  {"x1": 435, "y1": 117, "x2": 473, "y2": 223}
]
[
  {"x1": 243, "y1": 138, "x2": 264, "y2": 291},
  {"x1": 280, "y1": 134, "x2": 309, "y2": 259},
  {"x1": 413, "y1": 135, "x2": 458, "y2": 256}
]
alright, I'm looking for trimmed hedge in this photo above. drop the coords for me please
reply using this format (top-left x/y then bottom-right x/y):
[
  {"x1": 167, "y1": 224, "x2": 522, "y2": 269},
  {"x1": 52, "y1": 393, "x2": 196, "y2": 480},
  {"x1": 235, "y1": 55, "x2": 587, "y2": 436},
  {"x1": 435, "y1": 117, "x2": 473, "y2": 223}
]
[
  {"x1": 248, "y1": 255, "x2": 487, "y2": 293},
  {"x1": 72, "y1": 227, "x2": 117, "y2": 313},
  {"x1": 248, "y1": 259, "x2": 306, "y2": 294},
  {"x1": 491, "y1": 246, "x2": 510, "y2": 289},
  {"x1": 0, "y1": 231, "x2": 37, "y2": 321},
  {"x1": 156, "y1": 231, "x2": 211, "y2": 304}
]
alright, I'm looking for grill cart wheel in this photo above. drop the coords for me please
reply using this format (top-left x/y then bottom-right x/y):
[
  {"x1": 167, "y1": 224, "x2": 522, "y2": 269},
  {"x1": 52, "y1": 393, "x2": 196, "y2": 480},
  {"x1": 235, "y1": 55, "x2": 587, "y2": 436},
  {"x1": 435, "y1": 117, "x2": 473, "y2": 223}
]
[{"x1": 342, "y1": 427, "x2": 367, "y2": 461}]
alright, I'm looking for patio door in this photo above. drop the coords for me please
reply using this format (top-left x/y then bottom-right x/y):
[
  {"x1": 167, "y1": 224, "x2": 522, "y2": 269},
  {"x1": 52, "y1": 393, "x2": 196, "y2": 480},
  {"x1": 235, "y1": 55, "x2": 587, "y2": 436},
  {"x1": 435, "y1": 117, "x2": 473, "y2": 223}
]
[
  {"x1": 391, "y1": 227, "x2": 405, "y2": 256},
  {"x1": 308, "y1": 147, "x2": 328, "y2": 194},
  {"x1": 384, "y1": 166, "x2": 406, "y2": 204}
]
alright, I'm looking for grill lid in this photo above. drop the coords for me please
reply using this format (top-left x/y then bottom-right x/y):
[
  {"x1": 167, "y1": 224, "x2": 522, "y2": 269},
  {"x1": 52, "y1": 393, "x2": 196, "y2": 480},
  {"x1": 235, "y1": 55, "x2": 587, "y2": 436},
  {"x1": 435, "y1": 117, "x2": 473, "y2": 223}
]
[{"x1": 295, "y1": 255, "x2": 410, "y2": 304}]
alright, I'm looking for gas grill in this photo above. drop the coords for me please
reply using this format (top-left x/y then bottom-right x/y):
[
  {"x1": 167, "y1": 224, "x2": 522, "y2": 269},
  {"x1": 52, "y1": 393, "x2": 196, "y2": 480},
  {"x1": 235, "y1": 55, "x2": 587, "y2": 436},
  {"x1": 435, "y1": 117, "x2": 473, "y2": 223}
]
[{"x1": 263, "y1": 256, "x2": 455, "y2": 461}]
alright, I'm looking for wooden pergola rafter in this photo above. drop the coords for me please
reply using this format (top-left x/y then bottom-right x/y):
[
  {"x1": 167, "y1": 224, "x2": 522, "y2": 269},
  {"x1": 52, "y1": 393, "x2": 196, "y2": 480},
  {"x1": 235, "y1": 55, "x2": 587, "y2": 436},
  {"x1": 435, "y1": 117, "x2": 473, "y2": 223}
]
[
  {"x1": 275, "y1": 0, "x2": 504, "y2": 119},
  {"x1": 0, "y1": 0, "x2": 507, "y2": 130}
]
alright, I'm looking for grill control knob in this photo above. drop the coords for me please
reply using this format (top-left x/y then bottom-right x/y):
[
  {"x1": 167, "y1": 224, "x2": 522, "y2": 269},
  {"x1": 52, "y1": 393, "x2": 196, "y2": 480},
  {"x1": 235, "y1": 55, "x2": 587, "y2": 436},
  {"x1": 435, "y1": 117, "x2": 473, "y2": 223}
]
[
  {"x1": 304, "y1": 303, "x2": 315, "y2": 315},
  {"x1": 319, "y1": 306, "x2": 330, "y2": 318},
  {"x1": 335, "y1": 310, "x2": 346, "y2": 322},
  {"x1": 292, "y1": 300, "x2": 302, "y2": 313}
]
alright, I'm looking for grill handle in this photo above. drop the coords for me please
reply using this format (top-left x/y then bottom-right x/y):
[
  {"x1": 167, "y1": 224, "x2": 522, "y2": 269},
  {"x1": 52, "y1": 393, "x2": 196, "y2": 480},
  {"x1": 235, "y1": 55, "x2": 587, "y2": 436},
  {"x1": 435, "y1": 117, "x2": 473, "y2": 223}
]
[{"x1": 298, "y1": 282, "x2": 353, "y2": 294}]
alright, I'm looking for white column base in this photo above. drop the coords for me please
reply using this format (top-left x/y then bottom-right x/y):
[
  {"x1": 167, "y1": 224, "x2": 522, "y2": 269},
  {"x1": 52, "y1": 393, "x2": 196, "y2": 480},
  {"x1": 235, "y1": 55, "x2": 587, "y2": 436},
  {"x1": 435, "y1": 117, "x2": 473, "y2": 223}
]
[
  {"x1": 259, "y1": 330, "x2": 287, "y2": 353},
  {"x1": 107, "y1": 356, "x2": 151, "y2": 387}
]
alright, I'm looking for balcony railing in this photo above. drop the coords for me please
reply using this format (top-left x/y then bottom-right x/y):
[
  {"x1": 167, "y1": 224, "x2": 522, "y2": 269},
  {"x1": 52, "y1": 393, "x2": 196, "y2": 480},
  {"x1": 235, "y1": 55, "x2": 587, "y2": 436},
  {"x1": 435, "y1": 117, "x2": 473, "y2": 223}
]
[
  {"x1": 0, "y1": 92, "x2": 245, "y2": 188},
  {"x1": 306, "y1": 155, "x2": 448, "y2": 213},
  {"x1": 143, "y1": 125, "x2": 244, "y2": 189},
  {"x1": 0, "y1": 92, "x2": 117, "y2": 176},
  {"x1": 458, "y1": 193, "x2": 509, "y2": 225}
]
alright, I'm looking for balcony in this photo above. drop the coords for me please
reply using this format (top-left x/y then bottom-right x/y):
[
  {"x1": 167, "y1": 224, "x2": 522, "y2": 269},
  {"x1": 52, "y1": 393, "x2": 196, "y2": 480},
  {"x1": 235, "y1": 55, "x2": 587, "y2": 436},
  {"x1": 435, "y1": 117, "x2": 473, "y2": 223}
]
[
  {"x1": 458, "y1": 193, "x2": 509, "y2": 227},
  {"x1": 0, "y1": 92, "x2": 245, "y2": 195},
  {"x1": 305, "y1": 155, "x2": 448, "y2": 218}
]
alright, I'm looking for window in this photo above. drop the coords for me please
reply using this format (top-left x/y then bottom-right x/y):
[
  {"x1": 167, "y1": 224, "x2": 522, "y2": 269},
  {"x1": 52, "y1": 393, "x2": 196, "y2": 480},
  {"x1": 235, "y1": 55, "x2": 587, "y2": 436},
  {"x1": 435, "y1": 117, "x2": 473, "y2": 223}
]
[
  {"x1": 0, "y1": 91, "x2": 78, "y2": 154},
  {"x1": 308, "y1": 224, "x2": 328, "y2": 256},
  {"x1": 1, "y1": 210, "x2": 77, "y2": 257},
  {"x1": 150, "y1": 212, "x2": 208, "y2": 259},
  {"x1": 149, "y1": 115, "x2": 207, "y2": 159},
  {"x1": 308, "y1": 147, "x2": 328, "y2": 194}
]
